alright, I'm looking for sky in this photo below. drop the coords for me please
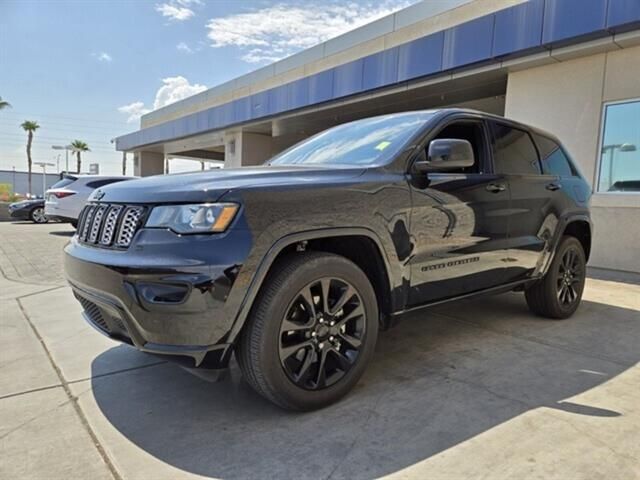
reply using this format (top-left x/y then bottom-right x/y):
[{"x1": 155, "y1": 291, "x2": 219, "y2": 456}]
[{"x1": 0, "y1": 0, "x2": 416, "y2": 177}]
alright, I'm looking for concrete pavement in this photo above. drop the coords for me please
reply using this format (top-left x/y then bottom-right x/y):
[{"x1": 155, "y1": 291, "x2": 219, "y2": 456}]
[{"x1": 0, "y1": 221, "x2": 639, "y2": 479}]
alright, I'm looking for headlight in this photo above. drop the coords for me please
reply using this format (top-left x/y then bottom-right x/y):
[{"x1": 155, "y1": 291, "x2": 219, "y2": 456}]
[{"x1": 145, "y1": 203, "x2": 239, "y2": 234}]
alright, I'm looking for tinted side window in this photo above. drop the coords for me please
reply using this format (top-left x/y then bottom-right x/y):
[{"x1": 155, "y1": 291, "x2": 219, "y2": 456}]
[
  {"x1": 533, "y1": 134, "x2": 575, "y2": 177},
  {"x1": 86, "y1": 179, "x2": 126, "y2": 189},
  {"x1": 490, "y1": 123, "x2": 541, "y2": 175}
]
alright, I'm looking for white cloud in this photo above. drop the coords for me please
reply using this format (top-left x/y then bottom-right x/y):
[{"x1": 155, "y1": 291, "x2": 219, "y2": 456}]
[
  {"x1": 118, "y1": 76, "x2": 207, "y2": 123},
  {"x1": 118, "y1": 101, "x2": 151, "y2": 124},
  {"x1": 156, "y1": 0, "x2": 201, "y2": 21},
  {"x1": 176, "y1": 42, "x2": 193, "y2": 54},
  {"x1": 206, "y1": 1, "x2": 414, "y2": 64},
  {"x1": 92, "y1": 52, "x2": 113, "y2": 62},
  {"x1": 152, "y1": 76, "x2": 207, "y2": 109}
]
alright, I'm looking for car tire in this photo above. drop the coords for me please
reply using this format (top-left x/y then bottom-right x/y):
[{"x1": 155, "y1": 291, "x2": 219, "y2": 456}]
[
  {"x1": 30, "y1": 207, "x2": 48, "y2": 224},
  {"x1": 237, "y1": 251, "x2": 379, "y2": 411},
  {"x1": 525, "y1": 235, "x2": 586, "y2": 319}
]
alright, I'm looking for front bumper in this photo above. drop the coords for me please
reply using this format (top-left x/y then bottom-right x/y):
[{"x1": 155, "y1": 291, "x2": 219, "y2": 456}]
[
  {"x1": 9, "y1": 208, "x2": 30, "y2": 220},
  {"x1": 64, "y1": 228, "x2": 252, "y2": 368}
]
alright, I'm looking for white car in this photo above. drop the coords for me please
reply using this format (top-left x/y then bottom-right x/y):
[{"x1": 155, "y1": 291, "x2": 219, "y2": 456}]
[{"x1": 45, "y1": 174, "x2": 136, "y2": 227}]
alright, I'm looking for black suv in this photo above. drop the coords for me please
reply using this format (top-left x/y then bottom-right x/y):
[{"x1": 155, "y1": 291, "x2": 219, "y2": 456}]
[{"x1": 65, "y1": 109, "x2": 592, "y2": 410}]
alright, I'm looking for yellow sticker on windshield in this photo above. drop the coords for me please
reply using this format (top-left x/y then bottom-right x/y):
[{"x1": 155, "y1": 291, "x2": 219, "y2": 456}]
[{"x1": 375, "y1": 141, "x2": 391, "y2": 151}]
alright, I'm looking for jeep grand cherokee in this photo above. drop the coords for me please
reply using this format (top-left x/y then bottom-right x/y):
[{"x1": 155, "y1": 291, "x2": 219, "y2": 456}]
[{"x1": 64, "y1": 109, "x2": 592, "y2": 410}]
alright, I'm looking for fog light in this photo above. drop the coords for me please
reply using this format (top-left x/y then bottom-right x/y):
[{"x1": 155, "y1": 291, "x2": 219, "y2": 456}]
[{"x1": 137, "y1": 283, "x2": 189, "y2": 304}]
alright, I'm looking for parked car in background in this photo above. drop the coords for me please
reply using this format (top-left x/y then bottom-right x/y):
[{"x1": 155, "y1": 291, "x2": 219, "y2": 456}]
[
  {"x1": 8, "y1": 198, "x2": 48, "y2": 223},
  {"x1": 45, "y1": 174, "x2": 136, "y2": 227}
]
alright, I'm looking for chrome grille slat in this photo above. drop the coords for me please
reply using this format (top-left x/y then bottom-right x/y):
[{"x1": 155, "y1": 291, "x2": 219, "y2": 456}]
[
  {"x1": 88, "y1": 205, "x2": 108, "y2": 243},
  {"x1": 77, "y1": 207, "x2": 88, "y2": 234},
  {"x1": 80, "y1": 205, "x2": 96, "y2": 241},
  {"x1": 99, "y1": 205, "x2": 123, "y2": 245},
  {"x1": 115, "y1": 206, "x2": 144, "y2": 248},
  {"x1": 76, "y1": 203, "x2": 144, "y2": 249}
]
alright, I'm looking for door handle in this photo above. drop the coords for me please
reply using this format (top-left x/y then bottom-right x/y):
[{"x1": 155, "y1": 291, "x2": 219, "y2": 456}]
[
  {"x1": 486, "y1": 183, "x2": 506, "y2": 193},
  {"x1": 546, "y1": 182, "x2": 562, "y2": 191}
]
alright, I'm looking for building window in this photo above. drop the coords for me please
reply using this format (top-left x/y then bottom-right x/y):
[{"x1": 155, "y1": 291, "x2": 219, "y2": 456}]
[{"x1": 598, "y1": 100, "x2": 640, "y2": 193}]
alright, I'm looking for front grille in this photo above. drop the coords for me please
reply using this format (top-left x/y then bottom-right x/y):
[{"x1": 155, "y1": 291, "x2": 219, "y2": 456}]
[{"x1": 77, "y1": 203, "x2": 146, "y2": 249}]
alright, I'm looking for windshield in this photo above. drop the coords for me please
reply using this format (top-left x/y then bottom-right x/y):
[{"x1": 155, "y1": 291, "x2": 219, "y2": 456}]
[{"x1": 269, "y1": 112, "x2": 433, "y2": 167}]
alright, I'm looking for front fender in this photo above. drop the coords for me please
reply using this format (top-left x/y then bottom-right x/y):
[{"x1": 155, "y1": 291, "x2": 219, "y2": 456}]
[{"x1": 224, "y1": 227, "x2": 398, "y2": 345}]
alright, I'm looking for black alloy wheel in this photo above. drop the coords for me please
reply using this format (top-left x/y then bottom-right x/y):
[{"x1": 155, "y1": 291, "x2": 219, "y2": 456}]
[
  {"x1": 278, "y1": 277, "x2": 366, "y2": 390},
  {"x1": 525, "y1": 235, "x2": 586, "y2": 319},
  {"x1": 237, "y1": 251, "x2": 378, "y2": 411},
  {"x1": 556, "y1": 247, "x2": 583, "y2": 307}
]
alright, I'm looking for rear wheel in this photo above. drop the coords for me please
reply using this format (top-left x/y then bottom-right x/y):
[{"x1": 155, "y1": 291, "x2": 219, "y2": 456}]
[
  {"x1": 525, "y1": 236, "x2": 586, "y2": 319},
  {"x1": 30, "y1": 207, "x2": 48, "y2": 224},
  {"x1": 237, "y1": 252, "x2": 378, "y2": 411}
]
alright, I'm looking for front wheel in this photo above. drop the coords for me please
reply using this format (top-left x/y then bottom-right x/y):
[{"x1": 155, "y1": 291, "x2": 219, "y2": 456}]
[
  {"x1": 30, "y1": 207, "x2": 48, "y2": 224},
  {"x1": 525, "y1": 236, "x2": 586, "y2": 319},
  {"x1": 237, "y1": 252, "x2": 379, "y2": 411}
]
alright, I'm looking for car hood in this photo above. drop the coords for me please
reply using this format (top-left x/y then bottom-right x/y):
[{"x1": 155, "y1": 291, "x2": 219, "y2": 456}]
[
  {"x1": 91, "y1": 165, "x2": 366, "y2": 204},
  {"x1": 10, "y1": 199, "x2": 42, "y2": 208}
]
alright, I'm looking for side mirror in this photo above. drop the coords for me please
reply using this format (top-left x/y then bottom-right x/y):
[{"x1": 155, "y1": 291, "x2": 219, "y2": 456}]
[{"x1": 414, "y1": 139, "x2": 475, "y2": 173}]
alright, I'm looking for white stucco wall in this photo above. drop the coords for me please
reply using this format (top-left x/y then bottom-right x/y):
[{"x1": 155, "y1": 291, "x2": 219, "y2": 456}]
[{"x1": 505, "y1": 45, "x2": 640, "y2": 273}]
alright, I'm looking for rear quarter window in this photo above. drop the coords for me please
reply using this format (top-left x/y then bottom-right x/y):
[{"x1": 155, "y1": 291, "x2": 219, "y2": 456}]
[{"x1": 533, "y1": 134, "x2": 576, "y2": 177}]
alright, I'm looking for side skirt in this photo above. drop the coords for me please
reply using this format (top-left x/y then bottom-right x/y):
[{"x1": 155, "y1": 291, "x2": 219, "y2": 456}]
[{"x1": 390, "y1": 277, "x2": 540, "y2": 319}]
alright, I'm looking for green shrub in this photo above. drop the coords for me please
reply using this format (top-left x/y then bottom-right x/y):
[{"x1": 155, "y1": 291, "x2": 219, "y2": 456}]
[{"x1": 0, "y1": 183, "x2": 13, "y2": 202}]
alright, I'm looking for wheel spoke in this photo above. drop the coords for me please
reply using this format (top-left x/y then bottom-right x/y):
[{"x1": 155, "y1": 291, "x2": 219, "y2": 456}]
[
  {"x1": 339, "y1": 332, "x2": 362, "y2": 349},
  {"x1": 299, "y1": 287, "x2": 317, "y2": 319},
  {"x1": 330, "y1": 348, "x2": 352, "y2": 371},
  {"x1": 280, "y1": 340, "x2": 313, "y2": 360},
  {"x1": 330, "y1": 286, "x2": 354, "y2": 316},
  {"x1": 320, "y1": 278, "x2": 331, "y2": 314},
  {"x1": 335, "y1": 304, "x2": 364, "y2": 329},
  {"x1": 314, "y1": 348, "x2": 328, "y2": 388},
  {"x1": 295, "y1": 348, "x2": 315, "y2": 382},
  {"x1": 568, "y1": 285, "x2": 577, "y2": 303},
  {"x1": 282, "y1": 316, "x2": 312, "y2": 333}
]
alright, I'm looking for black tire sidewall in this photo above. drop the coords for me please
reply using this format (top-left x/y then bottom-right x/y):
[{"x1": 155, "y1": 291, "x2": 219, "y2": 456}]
[{"x1": 251, "y1": 254, "x2": 378, "y2": 410}]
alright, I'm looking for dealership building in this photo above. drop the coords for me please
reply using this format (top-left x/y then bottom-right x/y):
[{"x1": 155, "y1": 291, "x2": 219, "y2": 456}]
[{"x1": 115, "y1": 0, "x2": 640, "y2": 273}]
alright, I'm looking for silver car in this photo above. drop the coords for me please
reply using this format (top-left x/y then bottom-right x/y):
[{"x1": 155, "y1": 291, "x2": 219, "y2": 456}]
[{"x1": 45, "y1": 175, "x2": 136, "y2": 227}]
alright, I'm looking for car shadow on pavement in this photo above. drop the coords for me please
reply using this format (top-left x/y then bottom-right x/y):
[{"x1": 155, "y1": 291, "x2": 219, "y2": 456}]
[{"x1": 90, "y1": 293, "x2": 639, "y2": 479}]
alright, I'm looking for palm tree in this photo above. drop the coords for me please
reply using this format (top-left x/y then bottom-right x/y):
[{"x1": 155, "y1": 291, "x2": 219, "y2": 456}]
[
  {"x1": 0, "y1": 96, "x2": 11, "y2": 110},
  {"x1": 70, "y1": 140, "x2": 90, "y2": 173},
  {"x1": 21, "y1": 121, "x2": 40, "y2": 194}
]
